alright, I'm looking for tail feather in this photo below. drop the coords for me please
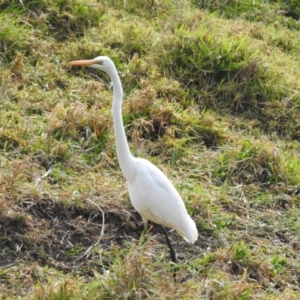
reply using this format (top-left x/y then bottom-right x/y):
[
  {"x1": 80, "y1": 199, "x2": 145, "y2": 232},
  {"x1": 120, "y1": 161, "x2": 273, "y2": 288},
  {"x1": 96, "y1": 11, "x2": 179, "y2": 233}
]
[{"x1": 177, "y1": 216, "x2": 198, "y2": 244}]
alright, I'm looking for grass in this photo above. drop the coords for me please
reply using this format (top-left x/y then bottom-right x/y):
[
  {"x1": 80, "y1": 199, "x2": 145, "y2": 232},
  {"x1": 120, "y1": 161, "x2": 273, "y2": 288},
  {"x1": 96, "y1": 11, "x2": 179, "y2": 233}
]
[{"x1": 1, "y1": 0, "x2": 300, "y2": 299}]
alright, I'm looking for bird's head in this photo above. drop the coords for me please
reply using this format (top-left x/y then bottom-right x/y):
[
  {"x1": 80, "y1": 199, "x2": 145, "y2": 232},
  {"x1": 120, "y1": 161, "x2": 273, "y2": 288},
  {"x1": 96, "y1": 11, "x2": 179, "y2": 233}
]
[{"x1": 69, "y1": 56, "x2": 114, "y2": 73}]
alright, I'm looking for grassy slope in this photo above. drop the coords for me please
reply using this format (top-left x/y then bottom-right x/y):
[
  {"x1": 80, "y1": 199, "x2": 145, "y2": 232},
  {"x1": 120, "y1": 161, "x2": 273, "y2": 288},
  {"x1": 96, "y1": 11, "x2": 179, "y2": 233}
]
[{"x1": 1, "y1": 0, "x2": 300, "y2": 299}]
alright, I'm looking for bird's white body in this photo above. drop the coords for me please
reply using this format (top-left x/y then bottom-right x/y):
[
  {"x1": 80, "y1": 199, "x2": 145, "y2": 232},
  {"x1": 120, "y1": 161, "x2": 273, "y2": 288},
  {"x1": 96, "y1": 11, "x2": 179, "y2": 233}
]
[
  {"x1": 127, "y1": 157, "x2": 198, "y2": 243},
  {"x1": 70, "y1": 56, "x2": 198, "y2": 246}
]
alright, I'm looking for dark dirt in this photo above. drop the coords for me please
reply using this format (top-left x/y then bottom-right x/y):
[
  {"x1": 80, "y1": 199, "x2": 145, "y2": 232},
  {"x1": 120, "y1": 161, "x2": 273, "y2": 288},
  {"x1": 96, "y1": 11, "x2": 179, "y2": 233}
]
[{"x1": 0, "y1": 198, "x2": 212, "y2": 276}]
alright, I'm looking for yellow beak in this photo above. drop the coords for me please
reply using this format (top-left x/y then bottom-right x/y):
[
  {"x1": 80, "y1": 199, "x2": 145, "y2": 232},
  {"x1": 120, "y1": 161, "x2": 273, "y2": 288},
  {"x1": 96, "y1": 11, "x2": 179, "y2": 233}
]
[{"x1": 69, "y1": 59, "x2": 97, "y2": 66}]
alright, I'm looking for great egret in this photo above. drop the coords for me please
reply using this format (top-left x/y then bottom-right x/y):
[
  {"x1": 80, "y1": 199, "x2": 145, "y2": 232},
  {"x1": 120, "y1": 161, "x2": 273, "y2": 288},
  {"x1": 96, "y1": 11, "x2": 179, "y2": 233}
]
[{"x1": 70, "y1": 56, "x2": 198, "y2": 262}]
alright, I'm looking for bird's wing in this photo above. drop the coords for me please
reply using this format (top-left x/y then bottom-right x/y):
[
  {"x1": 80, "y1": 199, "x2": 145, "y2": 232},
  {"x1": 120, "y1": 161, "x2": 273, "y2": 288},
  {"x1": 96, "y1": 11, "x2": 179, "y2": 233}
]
[{"x1": 128, "y1": 158, "x2": 194, "y2": 240}]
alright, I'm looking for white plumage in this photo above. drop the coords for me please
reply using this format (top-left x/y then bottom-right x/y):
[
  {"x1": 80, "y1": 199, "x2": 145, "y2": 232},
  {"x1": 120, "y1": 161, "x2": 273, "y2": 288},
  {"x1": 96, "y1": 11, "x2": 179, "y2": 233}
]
[{"x1": 128, "y1": 157, "x2": 198, "y2": 244}]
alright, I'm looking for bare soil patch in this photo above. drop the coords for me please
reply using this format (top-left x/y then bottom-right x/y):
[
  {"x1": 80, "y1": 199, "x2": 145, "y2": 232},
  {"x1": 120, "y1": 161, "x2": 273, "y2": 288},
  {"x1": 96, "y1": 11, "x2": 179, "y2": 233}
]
[{"x1": 0, "y1": 198, "x2": 209, "y2": 276}]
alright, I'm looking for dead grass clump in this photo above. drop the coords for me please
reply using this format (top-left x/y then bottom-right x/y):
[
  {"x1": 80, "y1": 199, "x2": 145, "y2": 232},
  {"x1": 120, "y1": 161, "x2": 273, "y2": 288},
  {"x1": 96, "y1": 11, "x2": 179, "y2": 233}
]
[
  {"x1": 47, "y1": 101, "x2": 109, "y2": 143},
  {"x1": 125, "y1": 85, "x2": 156, "y2": 116},
  {"x1": 69, "y1": 80, "x2": 109, "y2": 109},
  {"x1": 124, "y1": 54, "x2": 161, "y2": 89},
  {"x1": 0, "y1": 210, "x2": 35, "y2": 235},
  {"x1": 0, "y1": 264, "x2": 42, "y2": 298},
  {"x1": 214, "y1": 243, "x2": 272, "y2": 286},
  {"x1": 84, "y1": 242, "x2": 198, "y2": 299},
  {"x1": 0, "y1": 156, "x2": 46, "y2": 201},
  {"x1": 213, "y1": 139, "x2": 283, "y2": 185},
  {"x1": 154, "y1": 77, "x2": 188, "y2": 103},
  {"x1": 97, "y1": 244, "x2": 156, "y2": 298},
  {"x1": 201, "y1": 266, "x2": 261, "y2": 299},
  {"x1": 171, "y1": 109, "x2": 228, "y2": 148},
  {"x1": 34, "y1": 278, "x2": 81, "y2": 300},
  {"x1": 123, "y1": 86, "x2": 171, "y2": 142},
  {"x1": 0, "y1": 128, "x2": 24, "y2": 152},
  {"x1": 130, "y1": 117, "x2": 168, "y2": 145},
  {"x1": 129, "y1": 99, "x2": 228, "y2": 150}
]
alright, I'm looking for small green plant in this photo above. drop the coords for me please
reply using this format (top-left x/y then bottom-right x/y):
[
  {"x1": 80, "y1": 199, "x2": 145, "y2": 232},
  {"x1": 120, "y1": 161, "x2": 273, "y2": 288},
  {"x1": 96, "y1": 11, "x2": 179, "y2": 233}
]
[
  {"x1": 233, "y1": 240, "x2": 251, "y2": 262},
  {"x1": 271, "y1": 256, "x2": 287, "y2": 272},
  {"x1": 68, "y1": 245, "x2": 85, "y2": 257}
]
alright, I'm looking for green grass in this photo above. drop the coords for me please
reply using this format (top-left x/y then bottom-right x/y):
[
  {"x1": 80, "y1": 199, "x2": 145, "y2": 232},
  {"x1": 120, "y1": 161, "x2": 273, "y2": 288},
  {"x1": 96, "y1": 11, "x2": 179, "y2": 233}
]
[{"x1": 1, "y1": 0, "x2": 300, "y2": 299}]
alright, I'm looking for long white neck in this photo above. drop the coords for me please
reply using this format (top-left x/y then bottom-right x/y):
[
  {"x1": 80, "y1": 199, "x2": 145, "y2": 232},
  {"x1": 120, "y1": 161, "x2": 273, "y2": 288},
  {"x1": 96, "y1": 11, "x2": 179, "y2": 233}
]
[{"x1": 108, "y1": 65, "x2": 135, "y2": 181}]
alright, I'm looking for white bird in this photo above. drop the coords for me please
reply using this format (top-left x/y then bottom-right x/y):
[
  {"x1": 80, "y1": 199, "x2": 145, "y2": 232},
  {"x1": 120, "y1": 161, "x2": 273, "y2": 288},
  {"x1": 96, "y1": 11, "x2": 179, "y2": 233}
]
[{"x1": 70, "y1": 56, "x2": 198, "y2": 262}]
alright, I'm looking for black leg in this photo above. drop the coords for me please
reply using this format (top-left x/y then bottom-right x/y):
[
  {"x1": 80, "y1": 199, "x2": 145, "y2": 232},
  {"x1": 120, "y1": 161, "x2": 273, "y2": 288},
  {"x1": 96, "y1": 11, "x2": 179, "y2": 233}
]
[{"x1": 161, "y1": 225, "x2": 176, "y2": 263}]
